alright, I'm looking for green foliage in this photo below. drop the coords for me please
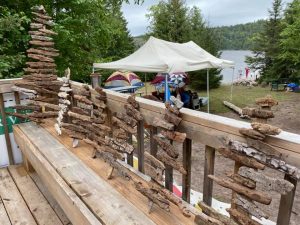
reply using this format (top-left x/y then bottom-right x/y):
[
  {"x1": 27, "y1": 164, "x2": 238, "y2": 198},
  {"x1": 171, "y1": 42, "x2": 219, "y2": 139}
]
[
  {"x1": 0, "y1": 7, "x2": 30, "y2": 78},
  {"x1": 147, "y1": 0, "x2": 222, "y2": 90},
  {"x1": 213, "y1": 20, "x2": 266, "y2": 50}
]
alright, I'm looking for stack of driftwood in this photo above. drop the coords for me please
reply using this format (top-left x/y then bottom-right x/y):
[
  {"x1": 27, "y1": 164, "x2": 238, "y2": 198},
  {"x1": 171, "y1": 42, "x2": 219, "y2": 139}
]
[
  {"x1": 10, "y1": 5, "x2": 60, "y2": 123},
  {"x1": 196, "y1": 96, "x2": 298, "y2": 225}
]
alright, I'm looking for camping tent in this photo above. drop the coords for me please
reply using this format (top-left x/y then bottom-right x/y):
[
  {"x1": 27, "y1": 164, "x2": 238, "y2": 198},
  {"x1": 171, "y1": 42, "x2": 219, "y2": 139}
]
[
  {"x1": 105, "y1": 71, "x2": 143, "y2": 88},
  {"x1": 93, "y1": 37, "x2": 234, "y2": 112}
]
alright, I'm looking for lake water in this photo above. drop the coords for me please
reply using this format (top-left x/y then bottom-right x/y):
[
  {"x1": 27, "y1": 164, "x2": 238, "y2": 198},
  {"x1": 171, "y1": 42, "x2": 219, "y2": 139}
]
[{"x1": 220, "y1": 50, "x2": 254, "y2": 84}]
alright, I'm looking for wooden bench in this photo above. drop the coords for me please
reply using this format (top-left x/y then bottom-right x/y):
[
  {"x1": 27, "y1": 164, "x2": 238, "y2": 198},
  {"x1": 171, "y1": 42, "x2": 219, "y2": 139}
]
[{"x1": 13, "y1": 121, "x2": 195, "y2": 225}]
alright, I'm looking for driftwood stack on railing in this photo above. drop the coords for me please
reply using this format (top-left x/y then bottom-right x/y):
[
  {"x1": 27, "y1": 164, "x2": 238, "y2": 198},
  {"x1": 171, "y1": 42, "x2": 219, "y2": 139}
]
[{"x1": 0, "y1": 75, "x2": 299, "y2": 225}]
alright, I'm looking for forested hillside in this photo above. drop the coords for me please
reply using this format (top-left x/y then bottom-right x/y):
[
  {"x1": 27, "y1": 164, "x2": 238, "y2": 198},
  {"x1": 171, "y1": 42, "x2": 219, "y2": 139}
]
[{"x1": 213, "y1": 20, "x2": 265, "y2": 50}]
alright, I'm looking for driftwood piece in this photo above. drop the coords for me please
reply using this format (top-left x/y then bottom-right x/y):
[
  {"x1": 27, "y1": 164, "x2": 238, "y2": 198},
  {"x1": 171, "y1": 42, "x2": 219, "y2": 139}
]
[
  {"x1": 208, "y1": 175, "x2": 272, "y2": 205},
  {"x1": 26, "y1": 61, "x2": 56, "y2": 68},
  {"x1": 61, "y1": 122, "x2": 87, "y2": 134},
  {"x1": 224, "y1": 139, "x2": 300, "y2": 180},
  {"x1": 23, "y1": 67, "x2": 57, "y2": 74},
  {"x1": 95, "y1": 86, "x2": 106, "y2": 96},
  {"x1": 33, "y1": 17, "x2": 54, "y2": 26},
  {"x1": 27, "y1": 48, "x2": 59, "y2": 57},
  {"x1": 217, "y1": 148, "x2": 265, "y2": 170},
  {"x1": 28, "y1": 111, "x2": 58, "y2": 118},
  {"x1": 239, "y1": 167, "x2": 294, "y2": 194},
  {"x1": 116, "y1": 112, "x2": 137, "y2": 127},
  {"x1": 77, "y1": 102, "x2": 93, "y2": 111},
  {"x1": 198, "y1": 202, "x2": 238, "y2": 225},
  {"x1": 6, "y1": 112, "x2": 41, "y2": 123},
  {"x1": 29, "y1": 40, "x2": 55, "y2": 47},
  {"x1": 255, "y1": 95, "x2": 278, "y2": 108},
  {"x1": 251, "y1": 122, "x2": 281, "y2": 135},
  {"x1": 226, "y1": 173, "x2": 256, "y2": 189},
  {"x1": 73, "y1": 94, "x2": 93, "y2": 105},
  {"x1": 144, "y1": 163, "x2": 163, "y2": 183},
  {"x1": 105, "y1": 136, "x2": 134, "y2": 154},
  {"x1": 38, "y1": 28, "x2": 58, "y2": 36},
  {"x1": 153, "y1": 117, "x2": 174, "y2": 131},
  {"x1": 93, "y1": 108, "x2": 104, "y2": 116},
  {"x1": 127, "y1": 95, "x2": 139, "y2": 109},
  {"x1": 223, "y1": 101, "x2": 249, "y2": 119},
  {"x1": 242, "y1": 107, "x2": 274, "y2": 119},
  {"x1": 165, "y1": 102, "x2": 180, "y2": 116},
  {"x1": 31, "y1": 35, "x2": 53, "y2": 42},
  {"x1": 92, "y1": 123, "x2": 111, "y2": 133},
  {"x1": 63, "y1": 128, "x2": 85, "y2": 140},
  {"x1": 124, "y1": 103, "x2": 143, "y2": 121},
  {"x1": 71, "y1": 107, "x2": 90, "y2": 116},
  {"x1": 233, "y1": 194, "x2": 269, "y2": 219},
  {"x1": 31, "y1": 12, "x2": 52, "y2": 20},
  {"x1": 144, "y1": 152, "x2": 165, "y2": 170},
  {"x1": 160, "y1": 130, "x2": 186, "y2": 143},
  {"x1": 27, "y1": 53, "x2": 54, "y2": 62},
  {"x1": 226, "y1": 208, "x2": 261, "y2": 225},
  {"x1": 156, "y1": 151, "x2": 186, "y2": 175},
  {"x1": 10, "y1": 105, "x2": 41, "y2": 112},
  {"x1": 194, "y1": 214, "x2": 224, "y2": 225},
  {"x1": 239, "y1": 128, "x2": 266, "y2": 140},
  {"x1": 112, "y1": 129, "x2": 127, "y2": 140},
  {"x1": 93, "y1": 99, "x2": 106, "y2": 109},
  {"x1": 68, "y1": 111, "x2": 91, "y2": 122},
  {"x1": 153, "y1": 135, "x2": 179, "y2": 158},
  {"x1": 112, "y1": 116, "x2": 137, "y2": 134},
  {"x1": 164, "y1": 110, "x2": 182, "y2": 126},
  {"x1": 246, "y1": 138, "x2": 282, "y2": 158},
  {"x1": 30, "y1": 23, "x2": 43, "y2": 29}
]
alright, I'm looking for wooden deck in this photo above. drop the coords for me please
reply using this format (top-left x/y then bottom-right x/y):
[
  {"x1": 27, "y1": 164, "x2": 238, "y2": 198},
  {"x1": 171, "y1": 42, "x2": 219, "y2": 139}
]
[{"x1": 0, "y1": 165, "x2": 71, "y2": 225}]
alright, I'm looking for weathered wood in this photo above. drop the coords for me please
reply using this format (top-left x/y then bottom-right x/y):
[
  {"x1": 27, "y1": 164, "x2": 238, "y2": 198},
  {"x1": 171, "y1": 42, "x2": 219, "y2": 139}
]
[
  {"x1": 208, "y1": 175, "x2": 272, "y2": 205},
  {"x1": 251, "y1": 122, "x2": 281, "y2": 135},
  {"x1": 144, "y1": 163, "x2": 163, "y2": 183},
  {"x1": 92, "y1": 123, "x2": 111, "y2": 133},
  {"x1": 31, "y1": 34, "x2": 53, "y2": 41},
  {"x1": 28, "y1": 111, "x2": 58, "y2": 118},
  {"x1": 0, "y1": 198, "x2": 13, "y2": 225},
  {"x1": 144, "y1": 151, "x2": 165, "y2": 170},
  {"x1": 32, "y1": 12, "x2": 52, "y2": 20},
  {"x1": 198, "y1": 202, "x2": 238, "y2": 225},
  {"x1": 156, "y1": 150, "x2": 186, "y2": 175},
  {"x1": 24, "y1": 67, "x2": 57, "y2": 74},
  {"x1": 124, "y1": 103, "x2": 143, "y2": 121},
  {"x1": 27, "y1": 100, "x2": 60, "y2": 111},
  {"x1": 26, "y1": 61, "x2": 56, "y2": 68},
  {"x1": 160, "y1": 130, "x2": 186, "y2": 143},
  {"x1": 68, "y1": 111, "x2": 91, "y2": 122},
  {"x1": 165, "y1": 102, "x2": 180, "y2": 116},
  {"x1": 73, "y1": 95, "x2": 93, "y2": 105},
  {"x1": 164, "y1": 110, "x2": 182, "y2": 126},
  {"x1": 30, "y1": 23, "x2": 43, "y2": 29},
  {"x1": 38, "y1": 28, "x2": 58, "y2": 36},
  {"x1": 150, "y1": 126, "x2": 158, "y2": 156},
  {"x1": 226, "y1": 208, "x2": 261, "y2": 225},
  {"x1": 137, "y1": 120, "x2": 145, "y2": 173},
  {"x1": 239, "y1": 128, "x2": 266, "y2": 140},
  {"x1": 233, "y1": 194, "x2": 269, "y2": 219},
  {"x1": 223, "y1": 101, "x2": 249, "y2": 118},
  {"x1": 112, "y1": 128, "x2": 127, "y2": 140},
  {"x1": 115, "y1": 112, "x2": 137, "y2": 127},
  {"x1": 33, "y1": 17, "x2": 54, "y2": 26},
  {"x1": 255, "y1": 95, "x2": 278, "y2": 108},
  {"x1": 27, "y1": 48, "x2": 59, "y2": 57},
  {"x1": 28, "y1": 53, "x2": 54, "y2": 62},
  {"x1": 63, "y1": 128, "x2": 86, "y2": 140},
  {"x1": 10, "y1": 104, "x2": 40, "y2": 112},
  {"x1": 194, "y1": 214, "x2": 224, "y2": 225},
  {"x1": 153, "y1": 135, "x2": 179, "y2": 158},
  {"x1": 112, "y1": 116, "x2": 137, "y2": 134},
  {"x1": 226, "y1": 173, "x2": 256, "y2": 189},
  {"x1": 242, "y1": 107, "x2": 274, "y2": 119},
  {"x1": 153, "y1": 117, "x2": 175, "y2": 130},
  {"x1": 71, "y1": 107, "x2": 90, "y2": 116},
  {"x1": 239, "y1": 167, "x2": 294, "y2": 194},
  {"x1": 6, "y1": 111, "x2": 41, "y2": 123},
  {"x1": 217, "y1": 148, "x2": 265, "y2": 170},
  {"x1": 127, "y1": 95, "x2": 139, "y2": 109},
  {"x1": 29, "y1": 40, "x2": 55, "y2": 47},
  {"x1": 182, "y1": 138, "x2": 192, "y2": 203},
  {"x1": 105, "y1": 136, "x2": 134, "y2": 154},
  {"x1": 246, "y1": 138, "x2": 282, "y2": 158},
  {"x1": 203, "y1": 146, "x2": 215, "y2": 206}
]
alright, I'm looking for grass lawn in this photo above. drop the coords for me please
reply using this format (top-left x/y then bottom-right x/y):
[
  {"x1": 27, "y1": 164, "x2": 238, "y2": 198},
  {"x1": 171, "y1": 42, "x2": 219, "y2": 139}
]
[{"x1": 139, "y1": 83, "x2": 291, "y2": 114}]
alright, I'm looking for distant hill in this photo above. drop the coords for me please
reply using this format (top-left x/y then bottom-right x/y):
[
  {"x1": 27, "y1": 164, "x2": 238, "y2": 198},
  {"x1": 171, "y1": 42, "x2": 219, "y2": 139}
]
[{"x1": 213, "y1": 20, "x2": 265, "y2": 50}]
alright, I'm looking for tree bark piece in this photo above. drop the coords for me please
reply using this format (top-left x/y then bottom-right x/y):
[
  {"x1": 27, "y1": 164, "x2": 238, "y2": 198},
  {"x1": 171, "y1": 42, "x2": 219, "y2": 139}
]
[
  {"x1": 28, "y1": 111, "x2": 58, "y2": 118},
  {"x1": 198, "y1": 202, "x2": 238, "y2": 225},
  {"x1": 246, "y1": 138, "x2": 282, "y2": 158},
  {"x1": 153, "y1": 117, "x2": 174, "y2": 130},
  {"x1": 217, "y1": 148, "x2": 265, "y2": 170},
  {"x1": 226, "y1": 208, "x2": 261, "y2": 225},
  {"x1": 124, "y1": 103, "x2": 143, "y2": 121},
  {"x1": 30, "y1": 23, "x2": 43, "y2": 29},
  {"x1": 33, "y1": 17, "x2": 54, "y2": 26},
  {"x1": 105, "y1": 136, "x2": 134, "y2": 154},
  {"x1": 92, "y1": 123, "x2": 111, "y2": 133},
  {"x1": 226, "y1": 173, "x2": 256, "y2": 189},
  {"x1": 255, "y1": 95, "x2": 278, "y2": 108},
  {"x1": 239, "y1": 128, "x2": 266, "y2": 140},
  {"x1": 27, "y1": 53, "x2": 54, "y2": 62},
  {"x1": 144, "y1": 163, "x2": 163, "y2": 183},
  {"x1": 208, "y1": 175, "x2": 272, "y2": 205},
  {"x1": 10, "y1": 105, "x2": 41, "y2": 111},
  {"x1": 31, "y1": 12, "x2": 52, "y2": 20},
  {"x1": 24, "y1": 67, "x2": 57, "y2": 74},
  {"x1": 156, "y1": 150, "x2": 186, "y2": 175},
  {"x1": 239, "y1": 167, "x2": 294, "y2": 194},
  {"x1": 116, "y1": 112, "x2": 137, "y2": 127},
  {"x1": 112, "y1": 116, "x2": 137, "y2": 134},
  {"x1": 31, "y1": 35, "x2": 53, "y2": 41},
  {"x1": 160, "y1": 130, "x2": 186, "y2": 143},
  {"x1": 251, "y1": 122, "x2": 281, "y2": 135},
  {"x1": 153, "y1": 135, "x2": 179, "y2": 158},
  {"x1": 27, "y1": 48, "x2": 59, "y2": 57},
  {"x1": 144, "y1": 152, "x2": 165, "y2": 170},
  {"x1": 26, "y1": 61, "x2": 56, "y2": 68},
  {"x1": 242, "y1": 107, "x2": 274, "y2": 119},
  {"x1": 38, "y1": 28, "x2": 58, "y2": 36},
  {"x1": 164, "y1": 110, "x2": 182, "y2": 126},
  {"x1": 29, "y1": 40, "x2": 55, "y2": 47},
  {"x1": 68, "y1": 111, "x2": 91, "y2": 122},
  {"x1": 127, "y1": 95, "x2": 139, "y2": 109},
  {"x1": 6, "y1": 112, "x2": 41, "y2": 123},
  {"x1": 112, "y1": 129, "x2": 127, "y2": 140},
  {"x1": 71, "y1": 107, "x2": 90, "y2": 116},
  {"x1": 73, "y1": 95, "x2": 93, "y2": 105},
  {"x1": 233, "y1": 194, "x2": 269, "y2": 219}
]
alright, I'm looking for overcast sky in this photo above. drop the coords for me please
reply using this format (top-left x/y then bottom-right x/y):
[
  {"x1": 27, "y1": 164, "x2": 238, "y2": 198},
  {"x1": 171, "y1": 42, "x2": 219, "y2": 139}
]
[{"x1": 122, "y1": 0, "x2": 292, "y2": 36}]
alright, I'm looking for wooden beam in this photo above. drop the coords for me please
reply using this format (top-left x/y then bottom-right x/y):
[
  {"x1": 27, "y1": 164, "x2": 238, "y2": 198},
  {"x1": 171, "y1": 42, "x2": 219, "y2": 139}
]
[
  {"x1": 203, "y1": 146, "x2": 215, "y2": 206},
  {"x1": 182, "y1": 138, "x2": 192, "y2": 203},
  {"x1": 0, "y1": 198, "x2": 11, "y2": 225}
]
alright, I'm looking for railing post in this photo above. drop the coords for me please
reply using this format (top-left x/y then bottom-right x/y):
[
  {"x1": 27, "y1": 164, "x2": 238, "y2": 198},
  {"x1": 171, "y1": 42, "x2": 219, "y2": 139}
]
[
  {"x1": 182, "y1": 138, "x2": 192, "y2": 203},
  {"x1": 277, "y1": 174, "x2": 297, "y2": 225},
  {"x1": 0, "y1": 93, "x2": 14, "y2": 165},
  {"x1": 137, "y1": 120, "x2": 144, "y2": 173},
  {"x1": 203, "y1": 145, "x2": 215, "y2": 206},
  {"x1": 149, "y1": 126, "x2": 158, "y2": 156},
  {"x1": 127, "y1": 134, "x2": 133, "y2": 166}
]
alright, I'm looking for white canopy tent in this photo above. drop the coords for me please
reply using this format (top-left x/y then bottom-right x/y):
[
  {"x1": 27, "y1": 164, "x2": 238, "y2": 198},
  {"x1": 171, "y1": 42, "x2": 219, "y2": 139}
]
[{"x1": 93, "y1": 36, "x2": 235, "y2": 112}]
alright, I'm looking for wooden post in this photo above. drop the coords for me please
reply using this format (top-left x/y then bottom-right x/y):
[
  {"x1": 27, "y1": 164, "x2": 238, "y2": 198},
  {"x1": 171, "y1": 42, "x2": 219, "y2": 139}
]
[
  {"x1": 182, "y1": 138, "x2": 192, "y2": 203},
  {"x1": 127, "y1": 133, "x2": 133, "y2": 166},
  {"x1": 231, "y1": 161, "x2": 242, "y2": 209},
  {"x1": 203, "y1": 145, "x2": 215, "y2": 206},
  {"x1": 165, "y1": 165, "x2": 173, "y2": 191},
  {"x1": 137, "y1": 120, "x2": 144, "y2": 173},
  {"x1": 277, "y1": 174, "x2": 297, "y2": 225},
  {"x1": 0, "y1": 93, "x2": 14, "y2": 165},
  {"x1": 149, "y1": 126, "x2": 158, "y2": 156}
]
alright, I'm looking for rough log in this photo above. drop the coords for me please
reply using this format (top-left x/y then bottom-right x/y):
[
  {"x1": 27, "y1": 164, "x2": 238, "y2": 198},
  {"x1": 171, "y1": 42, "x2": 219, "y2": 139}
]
[
  {"x1": 239, "y1": 167, "x2": 294, "y2": 194},
  {"x1": 112, "y1": 116, "x2": 137, "y2": 134},
  {"x1": 156, "y1": 150, "x2": 186, "y2": 175},
  {"x1": 105, "y1": 136, "x2": 134, "y2": 154},
  {"x1": 127, "y1": 95, "x2": 139, "y2": 109},
  {"x1": 223, "y1": 101, "x2": 249, "y2": 119},
  {"x1": 31, "y1": 35, "x2": 53, "y2": 42},
  {"x1": 208, "y1": 175, "x2": 272, "y2": 205},
  {"x1": 255, "y1": 95, "x2": 278, "y2": 108},
  {"x1": 153, "y1": 117, "x2": 174, "y2": 131},
  {"x1": 198, "y1": 202, "x2": 238, "y2": 225},
  {"x1": 124, "y1": 103, "x2": 143, "y2": 121},
  {"x1": 233, "y1": 194, "x2": 269, "y2": 219},
  {"x1": 61, "y1": 122, "x2": 87, "y2": 134},
  {"x1": 226, "y1": 208, "x2": 261, "y2": 225},
  {"x1": 92, "y1": 123, "x2": 111, "y2": 133},
  {"x1": 73, "y1": 94, "x2": 93, "y2": 105},
  {"x1": 226, "y1": 173, "x2": 256, "y2": 189},
  {"x1": 164, "y1": 110, "x2": 182, "y2": 126},
  {"x1": 30, "y1": 23, "x2": 43, "y2": 29},
  {"x1": 144, "y1": 152, "x2": 165, "y2": 170},
  {"x1": 71, "y1": 107, "x2": 90, "y2": 116},
  {"x1": 27, "y1": 48, "x2": 59, "y2": 57},
  {"x1": 31, "y1": 12, "x2": 52, "y2": 20},
  {"x1": 112, "y1": 129, "x2": 127, "y2": 140},
  {"x1": 160, "y1": 130, "x2": 186, "y2": 143},
  {"x1": 194, "y1": 214, "x2": 224, "y2": 225},
  {"x1": 165, "y1": 102, "x2": 180, "y2": 116},
  {"x1": 68, "y1": 111, "x2": 91, "y2": 122},
  {"x1": 251, "y1": 122, "x2": 281, "y2": 135},
  {"x1": 23, "y1": 74, "x2": 57, "y2": 81},
  {"x1": 26, "y1": 61, "x2": 56, "y2": 68},
  {"x1": 29, "y1": 40, "x2": 55, "y2": 47},
  {"x1": 33, "y1": 17, "x2": 54, "y2": 26},
  {"x1": 144, "y1": 163, "x2": 164, "y2": 183},
  {"x1": 38, "y1": 28, "x2": 58, "y2": 36},
  {"x1": 239, "y1": 128, "x2": 266, "y2": 140},
  {"x1": 23, "y1": 67, "x2": 57, "y2": 74},
  {"x1": 217, "y1": 148, "x2": 265, "y2": 170},
  {"x1": 115, "y1": 112, "x2": 137, "y2": 127},
  {"x1": 242, "y1": 107, "x2": 274, "y2": 119},
  {"x1": 27, "y1": 53, "x2": 54, "y2": 62},
  {"x1": 246, "y1": 138, "x2": 282, "y2": 158},
  {"x1": 153, "y1": 135, "x2": 179, "y2": 158}
]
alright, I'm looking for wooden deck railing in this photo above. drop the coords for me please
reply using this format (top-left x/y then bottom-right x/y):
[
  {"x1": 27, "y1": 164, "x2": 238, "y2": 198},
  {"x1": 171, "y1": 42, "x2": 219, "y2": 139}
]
[{"x1": 1, "y1": 78, "x2": 299, "y2": 225}]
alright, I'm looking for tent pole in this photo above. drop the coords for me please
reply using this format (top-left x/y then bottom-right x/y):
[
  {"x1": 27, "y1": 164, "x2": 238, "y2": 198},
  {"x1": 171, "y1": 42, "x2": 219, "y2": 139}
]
[
  {"x1": 207, "y1": 69, "x2": 210, "y2": 114},
  {"x1": 145, "y1": 73, "x2": 148, "y2": 95},
  {"x1": 230, "y1": 67, "x2": 235, "y2": 101}
]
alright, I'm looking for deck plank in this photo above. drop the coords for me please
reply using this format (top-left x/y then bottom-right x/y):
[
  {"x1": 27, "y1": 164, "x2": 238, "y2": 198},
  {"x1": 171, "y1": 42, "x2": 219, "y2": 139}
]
[
  {"x1": 42, "y1": 119, "x2": 195, "y2": 225},
  {"x1": 15, "y1": 122, "x2": 156, "y2": 225},
  {"x1": 29, "y1": 172, "x2": 71, "y2": 225},
  {"x1": 0, "y1": 168, "x2": 37, "y2": 225},
  {"x1": 0, "y1": 198, "x2": 11, "y2": 225},
  {"x1": 8, "y1": 165, "x2": 64, "y2": 225}
]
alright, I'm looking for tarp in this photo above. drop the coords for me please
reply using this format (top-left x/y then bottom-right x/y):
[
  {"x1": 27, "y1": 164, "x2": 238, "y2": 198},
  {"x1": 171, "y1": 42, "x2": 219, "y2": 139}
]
[
  {"x1": 104, "y1": 71, "x2": 143, "y2": 88},
  {"x1": 93, "y1": 36, "x2": 234, "y2": 73}
]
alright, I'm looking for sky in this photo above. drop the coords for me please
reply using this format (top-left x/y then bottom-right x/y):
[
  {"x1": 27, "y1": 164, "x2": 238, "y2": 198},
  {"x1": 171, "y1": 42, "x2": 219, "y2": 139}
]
[{"x1": 122, "y1": 0, "x2": 293, "y2": 36}]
